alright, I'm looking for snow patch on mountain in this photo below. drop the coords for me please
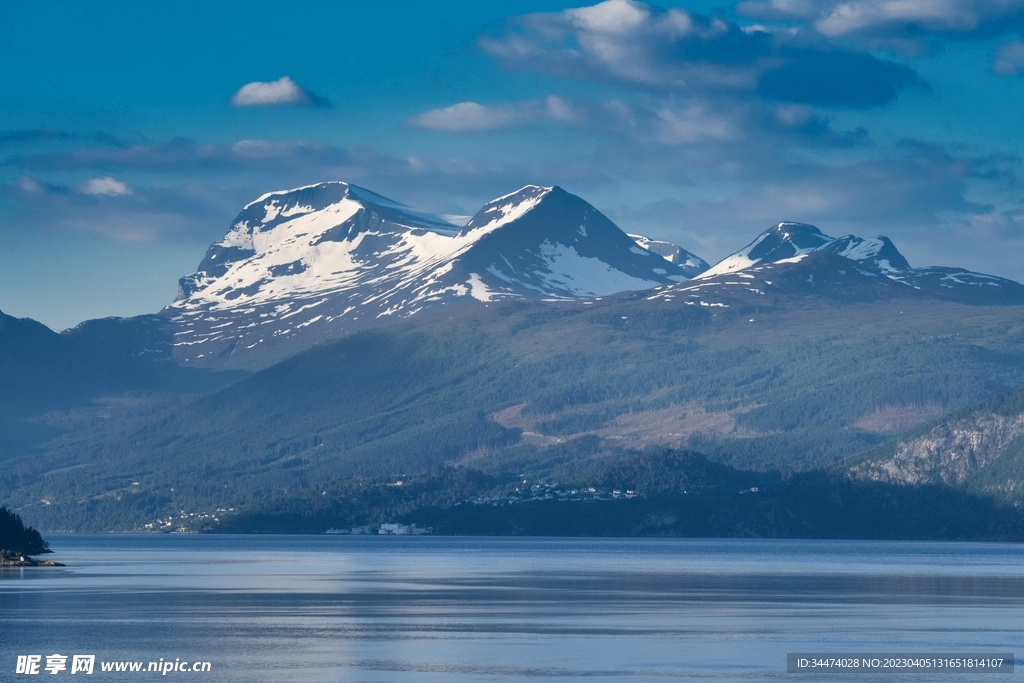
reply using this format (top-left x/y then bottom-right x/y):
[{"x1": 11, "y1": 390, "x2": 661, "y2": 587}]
[
  {"x1": 461, "y1": 185, "x2": 552, "y2": 235},
  {"x1": 817, "y1": 235, "x2": 910, "y2": 273},
  {"x1": 628, "y1": 234, "x2": 709, "y2": 277},
  {"x1": 533, "y1": 242, "x2": 672, "y2": 297}
]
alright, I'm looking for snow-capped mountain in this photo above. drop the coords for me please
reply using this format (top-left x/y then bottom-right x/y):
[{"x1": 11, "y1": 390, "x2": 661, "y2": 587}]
[
  {"x1": 678, "y1": 222, "x2": 1024, "y2": 306},
  {"x1": 698, "y1": 222, "x2": 832, "y2": 279},
  {"x1": 451, "y1": 185, "x2": 690, "y2": 297},
  {"x1": 627, "y1": 234, "x2": 708, "y2": 277},
  {"x1": 166, "y1": 182, "x2": 692, "y2": 368}
]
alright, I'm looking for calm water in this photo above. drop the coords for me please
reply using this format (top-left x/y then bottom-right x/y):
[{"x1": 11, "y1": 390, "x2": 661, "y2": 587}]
[{"x1": 2, "y1": 535, "x2": 1022, "y2": 682}]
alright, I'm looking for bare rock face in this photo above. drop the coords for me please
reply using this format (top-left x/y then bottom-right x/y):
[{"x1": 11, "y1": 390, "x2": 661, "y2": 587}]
[{"x1": 853, "y1": 411, "x2": 1024, "y2": 486}]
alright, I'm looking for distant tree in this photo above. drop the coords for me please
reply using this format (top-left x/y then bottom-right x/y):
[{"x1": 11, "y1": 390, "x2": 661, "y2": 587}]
[{"x1": 0, "y1": 506, "x2": 49, "y2": 556}]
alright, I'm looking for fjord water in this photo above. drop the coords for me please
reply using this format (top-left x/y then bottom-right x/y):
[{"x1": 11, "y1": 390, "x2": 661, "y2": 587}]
[{"x1": 2, "y1": 536, "x2": 1022, "y2": 682}]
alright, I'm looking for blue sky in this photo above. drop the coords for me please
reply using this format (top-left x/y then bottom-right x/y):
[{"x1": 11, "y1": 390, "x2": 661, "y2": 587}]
[{"x1": 3, "y1": 0, "x2": 1024, "y2": 329}]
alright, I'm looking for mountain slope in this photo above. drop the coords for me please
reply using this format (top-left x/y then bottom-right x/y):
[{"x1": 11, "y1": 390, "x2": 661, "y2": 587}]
[
  {"x1": 12, "y1": 285, "x2": 1024, "y2": 530},
  {"x1": 9, "y1": 189, "x2": 1024, "y2": 532},
  {"x1": 0, "y1": 309, "x2": 228, "y2": 418},
  {"x1": 166, "y1": 183, "x2": 692, "y2": 369}
]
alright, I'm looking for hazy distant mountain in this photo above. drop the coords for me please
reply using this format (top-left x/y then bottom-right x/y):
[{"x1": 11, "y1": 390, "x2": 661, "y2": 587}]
[
  {"x1": 0, "y1": 308, "x2": 236, "y2": 458},
  {"x1": 0, "y1": 310, "x2": 176, "y2": 417},
  {"x1": 166, "y1": 182, "x2": 693, "y2": 368}
]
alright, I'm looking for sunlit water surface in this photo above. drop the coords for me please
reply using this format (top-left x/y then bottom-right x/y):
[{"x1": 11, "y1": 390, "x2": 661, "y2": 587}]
[{"x1": 2, "y1": 535, "x2": 1022, "y2": 681}]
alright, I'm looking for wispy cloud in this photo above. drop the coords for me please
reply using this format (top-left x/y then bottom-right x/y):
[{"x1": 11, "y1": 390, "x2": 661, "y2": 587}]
[
  {"x1": 229, "y1": 76, "x2": 330, "y2": 107},
  {"x1": 1, "y1": 176, "x2": 238, "y2": 244},
  {"x1": 408, "y1": 96, "x2": 577, "y2": 131},
  {"x1": 0, "y1": 128, "x2": 127, "y2": 148},
  {"x1": 737, "y1": 0, "x2": 1024, "y2": 52},
  {"x1": 0, "y1": 128, "x2": 73, "y2": 146},
  {"x1": 5, "y1": 137, "x2": 347, "y2": 174},
  {"x1": 11, "y1": 176, "x2": 63, "y2": 196},
  {"x1": 82, "y1": 177, "x2": 131, "y2": 196},
  {"x1": 993, "y1": 41, "x2": 1024, "y2": 74},
  {"x1": 411, "y1": 92, "x2": 870, "y2": 156},
  {"x1": 2, "y1": 136, "x2": 606, "y2": 193}
]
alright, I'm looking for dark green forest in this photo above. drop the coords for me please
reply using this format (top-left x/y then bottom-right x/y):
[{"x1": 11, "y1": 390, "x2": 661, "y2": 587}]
[{"x1": 0, "y1": 506, "x2": 49, "y2": 556}]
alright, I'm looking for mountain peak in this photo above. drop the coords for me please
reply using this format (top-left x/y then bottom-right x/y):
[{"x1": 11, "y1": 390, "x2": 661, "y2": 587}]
[
  {"x1": 686, "y1": 219, "x2": 1024, "y2": 307},
  {"x1": 771, "y1": 221, "x2": 822, "y2": 234},
  {"x1": 751, "y1": 222, "x2": 831, "y2": 256},
  {"x1": 233, "y1": 181, "x2": 458, "y2": 248},
  {"x1": 176, "y1": 181, "x2": 460, "y2": 300},
  {"x1": 698, "y1": 221, "x2": 833, "y2": 279}
]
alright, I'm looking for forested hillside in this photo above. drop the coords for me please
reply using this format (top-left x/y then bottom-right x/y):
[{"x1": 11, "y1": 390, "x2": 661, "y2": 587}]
[{"x1": 7, "y1": 284, "x2": 1024, "y2": 532}]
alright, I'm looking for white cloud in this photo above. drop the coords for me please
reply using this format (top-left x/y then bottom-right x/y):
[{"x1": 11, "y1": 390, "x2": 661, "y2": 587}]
[
  {"x1": 410, "y1": 102, "x2": 520, "y2": 131},
  {"x1": 993, "y1": 41, "x2": 1024, "y2": 75},
  {"x1": 229, "y1": 76, "x2": 327, "y2": 107},
  {"x1": 821, "y1": 1, "x2": 998, "y2": 36},
  {"x1": 83, "y1": 177, "x2": 132, "y2": 196},
  {"x1": 566, "y1": 0, "x2": 652, "y2": 34},
  {"x1": 409, "y1": 96, "x2": 577, "y2": 131}
]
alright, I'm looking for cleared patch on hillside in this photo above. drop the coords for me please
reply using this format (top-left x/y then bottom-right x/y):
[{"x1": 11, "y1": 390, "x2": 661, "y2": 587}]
[
  {"x1": 490, "y1": 404, "x2": 562, "y2": 446},
  {"x1": 596, "y1": 406, "x2": 736, "y2": 448},
  {"x1": 492, "y1": 401, "x2": 761, "y2": 449},
  {"x1": 854, "y1": 403, "x2": 945, "y2": 433}
]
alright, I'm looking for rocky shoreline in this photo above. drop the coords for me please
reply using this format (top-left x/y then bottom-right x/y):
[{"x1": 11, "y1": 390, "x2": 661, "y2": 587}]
[{"x1": 0, "y1": 554, "x2": 64, "y2": 567}]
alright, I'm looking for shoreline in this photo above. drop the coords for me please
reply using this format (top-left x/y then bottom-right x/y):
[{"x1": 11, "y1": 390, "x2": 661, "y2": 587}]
[{"x1": 0, "y1": 555, "x2": 64, "y2": 567}]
